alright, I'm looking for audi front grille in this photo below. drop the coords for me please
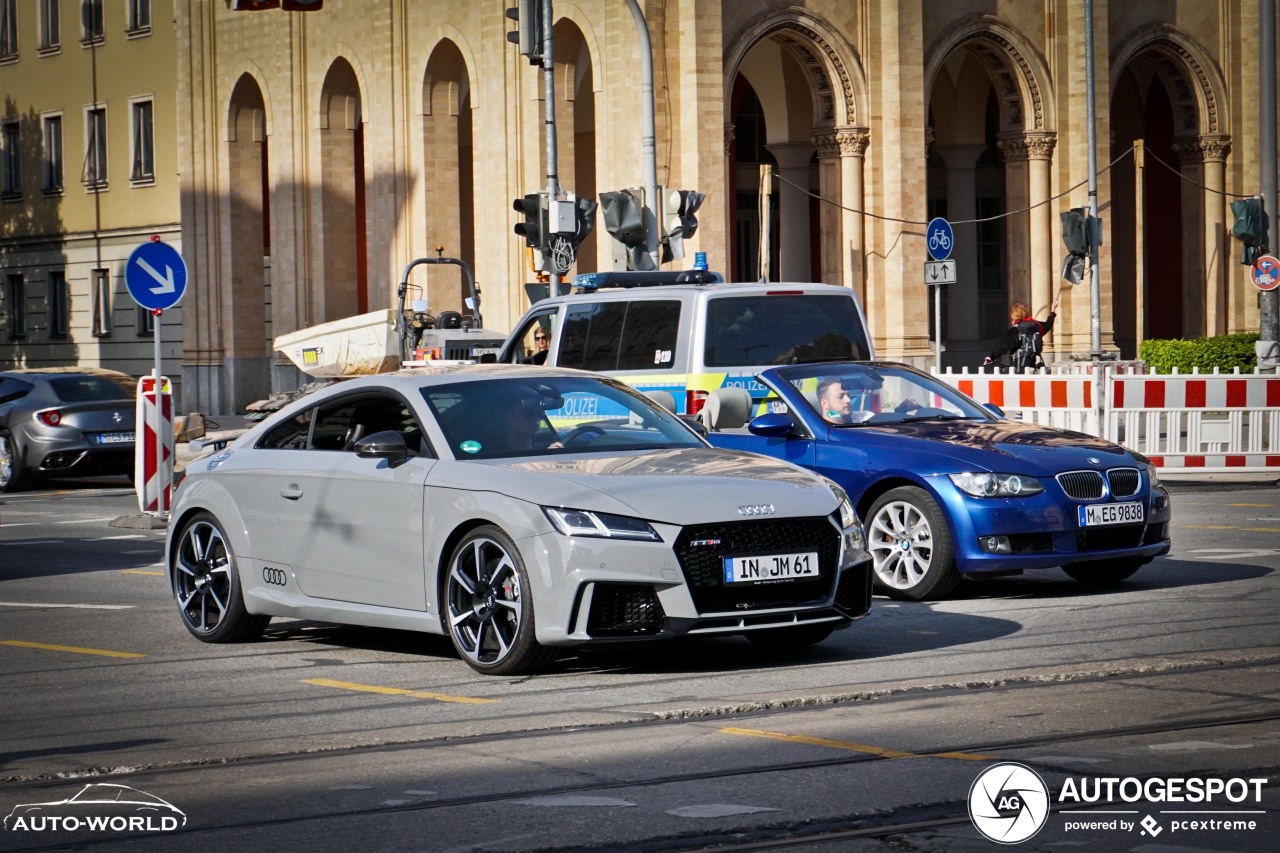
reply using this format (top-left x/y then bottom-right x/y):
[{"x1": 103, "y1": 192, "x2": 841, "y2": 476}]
[{"x1": 672, "y1": 517, "x2": 839, "y2": 613}]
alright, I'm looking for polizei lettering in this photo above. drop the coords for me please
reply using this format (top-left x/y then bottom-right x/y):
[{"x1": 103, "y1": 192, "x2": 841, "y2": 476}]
[{"x1": 1058, "y1": 777, "x2": 1268, "y2": 804}]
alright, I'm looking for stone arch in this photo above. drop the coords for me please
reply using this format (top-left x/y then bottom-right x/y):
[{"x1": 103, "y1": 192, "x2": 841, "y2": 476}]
[
  {"x1": 1111, "y1": 24, "x2": 1226, "y2": 136},
  {"x1": 926, "y1": 16, "x2": 1055, "y2": 133},
  {"x1": 552, "y1": 1, "x2": 603, "y2": 95},
  {"x1": 420, "y1": 39, "x2": 474, "y2": 316}
]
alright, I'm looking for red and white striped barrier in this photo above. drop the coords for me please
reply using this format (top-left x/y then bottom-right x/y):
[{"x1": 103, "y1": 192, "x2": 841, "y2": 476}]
[
  {"x1": 135, "y1": 375, "x2": 174, "y2": 514},
  {"x1": 936, "y1": 366, "x2": 1280, "y2": 475}
]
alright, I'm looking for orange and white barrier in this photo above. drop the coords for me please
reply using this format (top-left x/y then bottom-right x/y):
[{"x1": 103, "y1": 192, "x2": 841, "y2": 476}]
[
  {"x1": 936, "y1": 366, "x2": 1280, "y2": 475},
  {"x1": 135, "y1": 375, "x2": 174, "y2": 514}
]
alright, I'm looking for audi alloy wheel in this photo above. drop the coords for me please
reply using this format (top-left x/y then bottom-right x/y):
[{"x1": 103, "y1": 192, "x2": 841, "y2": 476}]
[
  {"x1": 445, "y1": 526, "x2": 553, "y2": 675},
  {"x1": 866, "y1": 486, "x2": 959, "y2": 601},
  {"x1": 171, "y1": 512, "x2": 269, "y2": 643}
]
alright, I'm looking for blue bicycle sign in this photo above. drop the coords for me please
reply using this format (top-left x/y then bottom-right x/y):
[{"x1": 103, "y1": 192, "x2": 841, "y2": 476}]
[{"x1": 926, "y1": 217, "x2": 954, "y2": 261}]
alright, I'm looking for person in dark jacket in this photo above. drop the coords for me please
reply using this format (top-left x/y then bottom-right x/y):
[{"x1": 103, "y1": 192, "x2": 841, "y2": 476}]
[{"x1": 984, "y1": 300, "x2": 1057, "y2": 369}]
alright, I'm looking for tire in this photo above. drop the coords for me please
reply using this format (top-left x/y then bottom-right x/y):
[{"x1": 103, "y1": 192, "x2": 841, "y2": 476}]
[
  {"x1": 866, "y1": 486, "x2": 959, "y2": 601},
  {"x1": 745, "y1": 623, "x2": 835, "y2": 649},
  {"x1": 0, "y1": 432, "x2": 32, "y2": 493},
  {"x1": 445, "y1": 525, "x2": 555, "y2": 675},
  {"x1": 171, "y1": 511, "x2": 270, "y2": 643},
  {"x1": 1062, "y1": 558, "x2": 1146, "y2": 587}
]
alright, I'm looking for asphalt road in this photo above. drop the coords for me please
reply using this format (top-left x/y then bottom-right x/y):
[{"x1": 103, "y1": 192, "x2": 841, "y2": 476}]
[{"x1": 0, "y1": 476, "x2": 1277, "y2": 852}]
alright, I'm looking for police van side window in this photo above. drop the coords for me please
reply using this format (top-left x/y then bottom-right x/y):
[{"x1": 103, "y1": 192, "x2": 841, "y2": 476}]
[
  {"x1": 704, "y1": 295, "x2": 872, "y2": 367},
  {"x1": 559, "y1": 301, "x2": 680, "y2": 371}
]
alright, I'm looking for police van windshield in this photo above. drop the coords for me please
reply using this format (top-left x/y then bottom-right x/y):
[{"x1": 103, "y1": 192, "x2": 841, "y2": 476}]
[{"x1": 704, "y1": 295, "x2": 872, "y2": 367}]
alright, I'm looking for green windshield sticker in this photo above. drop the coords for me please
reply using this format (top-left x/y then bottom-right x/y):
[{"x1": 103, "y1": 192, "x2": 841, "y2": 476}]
[{"x1": 459, "y1": 440, "x2": 482, "y2": 454}]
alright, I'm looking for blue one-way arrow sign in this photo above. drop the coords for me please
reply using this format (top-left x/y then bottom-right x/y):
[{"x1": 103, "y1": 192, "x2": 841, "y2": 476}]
[{"x1": 126, "y1": 240, "x2": 188, "y2": 311}]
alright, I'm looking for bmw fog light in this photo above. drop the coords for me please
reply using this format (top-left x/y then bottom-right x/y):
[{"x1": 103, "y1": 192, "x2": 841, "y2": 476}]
[{"x1": 981, "y1": 535, "x2": 1012, "y2": 554}]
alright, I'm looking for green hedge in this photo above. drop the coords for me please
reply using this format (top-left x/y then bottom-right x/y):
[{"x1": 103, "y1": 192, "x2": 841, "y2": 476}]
[{"x1": 1138, "y1": 332, "x2": 1259, "y2": 373}]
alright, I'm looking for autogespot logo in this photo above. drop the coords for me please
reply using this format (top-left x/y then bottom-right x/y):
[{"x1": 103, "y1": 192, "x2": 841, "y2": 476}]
[{"x1": 969, "y1": 762, "x2": 1050, "y2": 844}]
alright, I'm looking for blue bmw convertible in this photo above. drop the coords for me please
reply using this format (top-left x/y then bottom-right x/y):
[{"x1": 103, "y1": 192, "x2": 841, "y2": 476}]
[{"x1": 702, "y1": 361, "x2": 1172, "y2": 600}]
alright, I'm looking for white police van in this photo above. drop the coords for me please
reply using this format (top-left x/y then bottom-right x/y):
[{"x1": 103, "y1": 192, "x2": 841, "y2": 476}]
[{"x1": 496, "y1": 270, "x2": 875, "y2": 415}]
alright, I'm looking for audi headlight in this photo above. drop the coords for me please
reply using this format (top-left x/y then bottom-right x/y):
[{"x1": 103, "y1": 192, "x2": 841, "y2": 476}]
[
  {"x1": 948, "y1": 472, "x2": 1044, "y2": 498},
  {"x1": 543, "y1": 507, "x2": 661, "y2": 541},
  {"x1": 823, "y1": 477, "x2": 866, "y2": 553}
]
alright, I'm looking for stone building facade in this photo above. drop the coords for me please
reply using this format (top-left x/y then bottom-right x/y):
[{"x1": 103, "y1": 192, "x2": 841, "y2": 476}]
[{"x1": 5, "y1": 2, "x2": 1275, "y2": 416}]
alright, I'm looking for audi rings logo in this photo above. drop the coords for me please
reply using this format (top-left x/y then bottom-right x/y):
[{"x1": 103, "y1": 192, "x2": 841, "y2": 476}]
[
  {"x1": 262, "y1": 567, "x2": 288, "y2": 586},
  {"x1": 736, "y1": 504, "x2": 776, "y2": 517},
  {"x1": 968, "y1": 762, "x2": 1050, "y2": 844}
]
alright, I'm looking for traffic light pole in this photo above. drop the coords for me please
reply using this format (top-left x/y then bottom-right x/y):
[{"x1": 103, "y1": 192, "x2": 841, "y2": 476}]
[
  {"x1": 1084, "y1": 0, "x2": 1103, "y2": 358},
  {"x1": 625, "y1": 0, "x2": 661, "y2": 270},
  {"x1": 540, "y1": 0, "x2": 563, "y2": 295},
  {"x1": 1260, "y1": 0, "x2": 1278, "y2": 364}
]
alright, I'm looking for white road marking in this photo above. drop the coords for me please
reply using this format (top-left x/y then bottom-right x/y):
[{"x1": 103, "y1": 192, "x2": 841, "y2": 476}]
[
  {"x1": 511, "y1": 796, "x2": 636, "y2": 807},
  {"x1": 666, "y1": 804, "x2": 781, "y2": 818},
  {"x1": 1148, "y1": 741, "x2": 1253, "y2": 752}
]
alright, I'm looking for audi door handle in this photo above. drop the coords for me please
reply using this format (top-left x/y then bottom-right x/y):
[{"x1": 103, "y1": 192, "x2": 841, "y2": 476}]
[{"x1": 280, "y1": 485, "x2": 304, "y2": 500}]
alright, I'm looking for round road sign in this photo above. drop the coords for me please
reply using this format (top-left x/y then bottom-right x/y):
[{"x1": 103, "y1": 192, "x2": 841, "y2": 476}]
[
  {"x1": 1251, "y1": 255, "x2": 1280, "y2": 292},
  {"x1": 926, "y1": 217, "x2": 953, "y2": 261},
  {"x1": 125, "y1": 240, "x2": 188, "y2": 311}
]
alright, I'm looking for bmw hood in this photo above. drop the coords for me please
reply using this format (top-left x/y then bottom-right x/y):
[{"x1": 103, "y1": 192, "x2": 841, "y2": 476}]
[
  {"x1": 434, "y1": 447, "x2": 839, "y2": 525},
  {"x1": 838, "y1": 419, "x2": 1136, "y2": 474}
]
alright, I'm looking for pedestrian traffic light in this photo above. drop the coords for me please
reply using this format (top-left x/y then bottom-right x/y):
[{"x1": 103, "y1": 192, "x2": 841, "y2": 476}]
[
  {"x1": 505, "y1": 0, "x2": 543, "y2": 66},
  {"x1": 573, "y1": 196, "x2": 598, "y2": 249},
  {"x1": 600, "y1": 188, "x2": 654, "y2": 270},
  {"x1": 661, "y1": 188, "x2": 705, "y2": 261},
  {"x1": 1230, "y1": 197, "x2": 1268, "y2": 265},
  {"x1": 1061, "y1": 208, "x2": 1089, "y2": 255},
  {"x1": 513, "y1": 193, "x2": 546, "y2": 251}
]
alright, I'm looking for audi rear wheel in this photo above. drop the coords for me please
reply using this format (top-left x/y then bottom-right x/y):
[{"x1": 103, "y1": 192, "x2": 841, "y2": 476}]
[
  {"x1": 867, "y1": 486, "x2": 959, "y2": 601},
  {"x1": 171, "y1": 512, "x2": 269, "y2": 643},
  {"x1": 445, "y1": 526, "x2": 554, "y2": 675}
]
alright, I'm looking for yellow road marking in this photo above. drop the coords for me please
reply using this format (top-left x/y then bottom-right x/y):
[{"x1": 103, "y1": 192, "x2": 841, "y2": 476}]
[
  {"x1": 1181, "y1": 524, "x2": 1280, "y2": 533},
  {"x1": 1226, "y1": 503, "x2": 1275, "y2": 507},
  {"x1": 719, "y1": 727, "x2": 997, "y2": 761},
  {"x1": 1, "y1": 640, "x2": 144, "y2": 659},
  {"x1": 302, "y1": 677, "x2": 496, "y2": 705},
  {"x1": 121, "y1": 569, "x2": 165, "y2": 576}
]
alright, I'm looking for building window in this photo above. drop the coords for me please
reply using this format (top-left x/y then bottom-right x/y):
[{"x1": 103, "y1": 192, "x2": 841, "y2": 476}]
[
  {"x1": 81, "y1": 0, "x2": 103, "y2": 45},
  {"x1": 38, "y1": 0, "x2": 59, "y2": 51},
  {"x1": 130, "y1": 99, "x2": 154, "y2": 182},
  {"x1": 1, "y1": 119, "x2": 20, "y2": 199},
  {"x1": 84, "y1": 106, "x2": 107, "y2": 188},
  {"x1": 92, "y1": 268, "x2": 111, "y2": 336},
  {"x1": 136, "y1": 304, "x2": 155, "y2": 336},
  {"x1": 0, "y1": 0, "x2": 17, "y2": 60},
  {"x1": 5, "y1": 274, "x2": 25, "y2": 339},
  {"x1": 126, "y1": 0, "x2": 150, "y2": 34},
  {"x1": 48, "y1": 271, "x2": 69, "y2": 337},
  {"x1": 42, "y1": 114, "x2": 62, "y2": 191}
]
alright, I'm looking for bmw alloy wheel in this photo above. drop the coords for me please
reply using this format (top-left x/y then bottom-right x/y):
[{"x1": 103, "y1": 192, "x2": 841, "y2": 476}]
[
  {"x1": 866, "y1": 486, "x2": 959, "y2": 600},
  {"x1": 0, "y1": 433, "x2": 30, "y2": 493},
  {"x1": 171, "y1": 512, "x2": 269, "y2": 643},
  {"x1": 445, "y1": 526, "x2": 552, "y2": 675}
]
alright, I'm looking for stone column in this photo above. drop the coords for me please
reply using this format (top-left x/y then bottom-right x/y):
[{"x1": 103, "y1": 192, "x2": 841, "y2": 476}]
[
  {"x1": 1025, "y1": 133, "x2": 1057, "y2": 328},
  {"x1": 765, "y1": 141, "x2": 816, "y2": 282},
  {"x1": 1199, "y1": 135, "x2": 1231, "y2": 336},
  {"x1": 813, "y1": 130, "x2": 842, "y2": 286},
  {"x1": 997, "y1": 134, "x2": 1032, "y2": 309},
  {"x1": 1172, "y1": 138, "x2": 1209, "y2": 336},
  {"x1": 839, "y1": 127, "x2": 870, "y2": 299},
  {"x1": 932, "y1": 143, "x2": 987, "y2": 350}
]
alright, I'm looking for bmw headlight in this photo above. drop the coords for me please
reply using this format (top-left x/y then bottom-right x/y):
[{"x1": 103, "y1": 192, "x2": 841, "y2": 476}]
[
  {"x1": 948, "y1": 472, "x2": 1044, "y2": 498},
  {"x1": 544, "y1": 507, "x2": 661, "y2": 541},
  {"x1": 823, "y1": 477, "x2": 866, "y2": 554},
  {"x1": 1146, "y1": 461, "x2": 1162, "y2": 488}
]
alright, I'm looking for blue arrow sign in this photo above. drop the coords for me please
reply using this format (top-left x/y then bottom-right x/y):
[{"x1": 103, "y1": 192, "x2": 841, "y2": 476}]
[
  {"x1": 126, "y1": 241, "x2": 188, "y2": 311},
  {"x1": 926, "y1": 217, "x2": 954, "y2": 261}
]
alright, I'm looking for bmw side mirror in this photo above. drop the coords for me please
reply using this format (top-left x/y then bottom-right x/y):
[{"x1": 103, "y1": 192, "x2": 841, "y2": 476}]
[
  {"x1": 355, "y1": 431, "x2": 409, "y2": 468},
  {"x1": 748, "y1": 412, "x2": 794, "y2": 438}
]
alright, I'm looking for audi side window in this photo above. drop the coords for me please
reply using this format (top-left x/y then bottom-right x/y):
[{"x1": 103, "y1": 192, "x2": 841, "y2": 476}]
[{"x1": 257, "y1": 409, "x2": 313, "y2": 450}]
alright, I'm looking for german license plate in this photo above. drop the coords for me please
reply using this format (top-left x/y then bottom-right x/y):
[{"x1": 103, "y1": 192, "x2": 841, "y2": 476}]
[
  {"x1": 96, "y1": 432, "x2": 135, "y2": 445},
  {"x1": 723, "y1": 552, "x2": 819, "y2": 584},
  {"x1": 1078, "y1": 501, "x2": 1144, "y2": 527}
]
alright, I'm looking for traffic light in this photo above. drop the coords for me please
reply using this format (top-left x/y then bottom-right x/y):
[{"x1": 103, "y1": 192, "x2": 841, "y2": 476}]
[
  {"x1": 513, "y1": 193, "x2": 546, "y2": 251},
  {"x1": 600, "y1": 188, "x2": 654, "y2": 271},
  {"x1": 1059, "y1": 207, "x2": 1090, "y2": 284},
  {"x1": 573, "y1": 196, "x2": 598, "y2": 249},
  {"x1": 1230, "y1": 197, "x2": 1268, "y2": 265},
  {"x1": 505, "y1": 0, "x2": 544, "y2": 66},
  {"x1": 661, "y1": 188, "x2": 705, "y2": 261}
]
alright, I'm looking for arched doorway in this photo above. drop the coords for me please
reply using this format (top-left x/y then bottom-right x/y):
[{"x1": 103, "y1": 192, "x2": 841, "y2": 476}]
[
  {"x1": 318, "y1": 58, "x2": 366, "y2": 322},
  {"x1": 226, "y1": 73, "x2": 271, "y2": 403},
  {"x1": 550, "y1": 19, "x2": 597, "y2": 276},
  {"x1": 423, "y1": 41, "x2": 475, "y2": 318}
]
